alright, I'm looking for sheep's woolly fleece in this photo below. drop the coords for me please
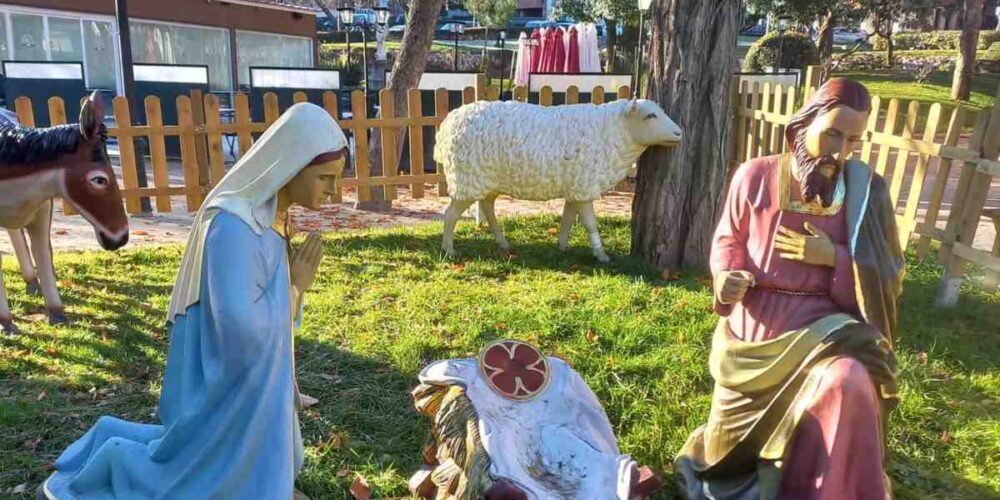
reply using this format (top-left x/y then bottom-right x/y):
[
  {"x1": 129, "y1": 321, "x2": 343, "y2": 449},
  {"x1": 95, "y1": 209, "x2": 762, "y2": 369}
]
[{"x1": 434, "y1": 100, "x2": 648, "y2": 202}]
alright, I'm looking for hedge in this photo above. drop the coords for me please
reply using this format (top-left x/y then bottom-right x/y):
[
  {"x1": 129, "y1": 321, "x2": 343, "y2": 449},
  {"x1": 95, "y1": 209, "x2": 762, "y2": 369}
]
[
  {"x1": 833, "y1": 50, "x2": 1000, "y2": 72},
  {"x1": 743, "y1": 31, "x2": 820, "y2": 73},
  {"x1": 872, "y1": 31, "x2": 1000, "y2": 51}
]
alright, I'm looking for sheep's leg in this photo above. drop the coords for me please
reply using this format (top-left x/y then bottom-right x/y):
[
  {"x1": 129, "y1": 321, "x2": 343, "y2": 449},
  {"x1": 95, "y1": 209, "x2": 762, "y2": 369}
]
[
  {"x1": 480, "y1": 195, "x2": 511, "y2": 256},
  {"x1": 25, "y1": 202, "x2": 67, "y2": 325},
  {"x1": 577, "y1": 202, "x2": 610, "y2": 263},
  {"x1": 468, "y1": 201, "x2": 487, "y2": 226},
  {"x1": 8, "y1": 229, "x2": 39, "y2": 295},
  {"x1": 0, "y1": 251, "x2": 17, "y2": 335},
  {"x1": 442, "y1": 198, "x2": 475, "y2": 259},
  {"x1": 558, "y1": 202, "x2": 578, "y2": 251}
]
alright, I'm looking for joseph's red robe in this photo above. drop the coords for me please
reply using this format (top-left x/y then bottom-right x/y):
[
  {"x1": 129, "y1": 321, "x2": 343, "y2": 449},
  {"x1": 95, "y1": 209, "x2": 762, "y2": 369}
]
[{"x1": 677, "y1": 154, "x2": 902, "y2": 500}]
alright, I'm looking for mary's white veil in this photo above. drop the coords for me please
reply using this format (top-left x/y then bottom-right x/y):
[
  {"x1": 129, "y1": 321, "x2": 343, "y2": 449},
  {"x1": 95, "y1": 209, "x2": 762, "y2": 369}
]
[{"x1": 167, "y1": 102, "x2": 348, "y2": 323}]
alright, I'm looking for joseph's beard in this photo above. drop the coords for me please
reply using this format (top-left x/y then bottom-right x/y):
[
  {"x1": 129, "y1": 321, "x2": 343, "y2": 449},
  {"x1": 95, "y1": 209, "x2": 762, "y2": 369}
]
[{"x1": 792, "y1": 131, "x2": 842, "y2": 207}]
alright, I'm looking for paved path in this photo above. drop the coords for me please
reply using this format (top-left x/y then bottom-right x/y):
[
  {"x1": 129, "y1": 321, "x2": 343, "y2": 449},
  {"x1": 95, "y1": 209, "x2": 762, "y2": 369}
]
[{"x1": 0, "y1": 186, "x2": 635, "y2": 254}]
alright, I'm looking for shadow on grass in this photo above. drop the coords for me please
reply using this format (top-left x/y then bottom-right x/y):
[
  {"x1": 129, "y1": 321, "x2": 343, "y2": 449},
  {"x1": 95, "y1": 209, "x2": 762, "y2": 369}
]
[
  {"x1": 883, "y1": 255, "x2": 1000, "y2": 499},
  {"x1": 293, "y1": 338, "x2": 426, "y2": 498}
]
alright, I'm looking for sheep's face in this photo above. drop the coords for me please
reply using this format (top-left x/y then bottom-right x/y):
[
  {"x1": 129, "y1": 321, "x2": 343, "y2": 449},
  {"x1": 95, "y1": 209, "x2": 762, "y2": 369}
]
[{"x1": 622, "y1": 99, "x2": 683, "y2": 147}]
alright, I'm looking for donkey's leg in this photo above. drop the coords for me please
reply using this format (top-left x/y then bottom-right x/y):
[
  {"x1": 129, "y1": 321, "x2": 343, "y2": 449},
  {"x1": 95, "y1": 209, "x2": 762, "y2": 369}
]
[
  {"x1": 0, "y1": 252, "x2": 18, "y2": 335},
  {"x1": 558, "y1": 201, "x2": 579, "y2": 251},
  {"x1": 442, "y1": 198, "x2": 475, "y2": 259},
  {"x1": 25, "y1": 201, "x2": 67, "y2": 325},
  {"x1": 577, "y1": 201, "x2": 610, "y2": 263},
  {"x1": 480, "y1": 195, "x2": 511, "y2": 256},
  {"x1": 8, "y1": 229, "x2": 40, "y2": 295}
]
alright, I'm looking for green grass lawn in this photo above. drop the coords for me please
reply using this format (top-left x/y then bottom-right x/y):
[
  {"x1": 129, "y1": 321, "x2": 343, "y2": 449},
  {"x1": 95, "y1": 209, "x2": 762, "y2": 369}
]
[
  {"x1": 1, "y1": 216, "x2": 998, "y2": 498},
  {"x1": 834, "y1": 70, "x2": 998, "y2": 112}
]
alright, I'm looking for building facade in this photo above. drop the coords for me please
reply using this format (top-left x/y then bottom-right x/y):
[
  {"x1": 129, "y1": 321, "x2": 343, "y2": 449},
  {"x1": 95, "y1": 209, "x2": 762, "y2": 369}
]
[{"x1": 0, "y1": 0, "x2": 318, "y2": 96}]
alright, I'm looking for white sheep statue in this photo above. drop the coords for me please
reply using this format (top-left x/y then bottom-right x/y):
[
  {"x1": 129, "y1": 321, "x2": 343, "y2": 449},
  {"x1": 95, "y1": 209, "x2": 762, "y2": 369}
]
[{"x1": 434, "y1": 98, "x2": 682, "y2": 262}]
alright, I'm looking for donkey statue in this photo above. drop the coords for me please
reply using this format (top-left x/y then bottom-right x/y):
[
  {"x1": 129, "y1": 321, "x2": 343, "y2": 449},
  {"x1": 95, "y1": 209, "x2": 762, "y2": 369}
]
[{"x1": 0, "y1": 91, "x2": 129, "y2": 334}]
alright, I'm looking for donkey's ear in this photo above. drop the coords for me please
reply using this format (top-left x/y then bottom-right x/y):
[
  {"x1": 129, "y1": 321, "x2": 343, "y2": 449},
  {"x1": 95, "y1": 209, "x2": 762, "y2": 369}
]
[{"x1": 79, "y1": 90, "x2": 104, "y2": 141}]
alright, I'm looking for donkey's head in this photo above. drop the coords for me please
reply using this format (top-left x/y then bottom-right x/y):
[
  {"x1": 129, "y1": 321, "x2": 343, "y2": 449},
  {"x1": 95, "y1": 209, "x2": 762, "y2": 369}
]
[{"x1": 62, "y1": 91, "x2": 129, "y2": 250}]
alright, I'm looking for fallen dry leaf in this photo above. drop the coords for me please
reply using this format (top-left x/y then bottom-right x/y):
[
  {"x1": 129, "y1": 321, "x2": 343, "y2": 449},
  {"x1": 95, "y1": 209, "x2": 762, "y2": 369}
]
[
  {"x1": 349, "y1": 475, "x2": 371, "y2": 500},
  {"x1": 54, "y1": 230, "x2": 69, "y2": 236},
  {"x1": 12, "y1": 483, "x2": 27, "y2": 494},
  {"x1": 569, "y1": 292, "x2": 580, "y2": 303},
  {"x1": 661, "y1": 269, "x2": 682, "y2": 281},
  {"x1": 586, "y1": 330, "x2": 599, "y2": 343},
  {"x1": 22, "y1": 436, "x2": 42, "y2": 451},
  {"x1": 547, "y1": 227, "x2": 559, "y2": 236},
  {"x1": 939, "y1": 430, "x2": 952, "y2": 444},
  {"x1": 133, "y1": 230, "x2": 150, "y2": 236},
  {"x1": 917, "y1": 352, "x2": 929, "y2": 365},
  {"x1": 37, "y1": 390, "x2": 47, "y2": 402},
  {"x1": 336, "y1": 468, "x2": 351, "y2": 478}
]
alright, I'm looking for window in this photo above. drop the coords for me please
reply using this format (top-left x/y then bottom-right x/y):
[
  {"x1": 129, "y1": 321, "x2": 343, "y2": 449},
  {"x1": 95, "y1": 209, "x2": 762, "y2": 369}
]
[
  {"x1": 48, "y1": 17, "x2": 84, "y2": 63},
  {"x1": 0, "y1": 8, "x2": 120, "y2": 91},
  {"x1": 0, "y1": 16, "x2": 7, "y2": 69},
  {"x1": 11, "y1": 13, "x2": 45, "y2": 61},
  {"x1": 236, "y1": 31, "x2": 313, "y2": 87},
  {"x1": 83, "y1": 20, "x2": 116, "y2": 91},
  {"x1": 130, "y1": 21, "x2": 232, "y2": 92}
]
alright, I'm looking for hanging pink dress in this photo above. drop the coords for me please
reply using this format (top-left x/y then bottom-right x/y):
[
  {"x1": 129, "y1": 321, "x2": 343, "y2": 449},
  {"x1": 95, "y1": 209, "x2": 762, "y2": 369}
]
[{"x1": 514, "y1": 32, "x2": 532, "y2": 87}]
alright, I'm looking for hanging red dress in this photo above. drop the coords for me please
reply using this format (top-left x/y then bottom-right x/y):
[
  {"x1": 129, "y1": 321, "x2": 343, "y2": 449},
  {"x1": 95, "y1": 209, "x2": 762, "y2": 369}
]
[
  {"x1": 551, "y1": 28, "x2": 566, "y2": 73},
  {"x1": 529, "y1": 29, "x2": 543, "y2": 74},
  {"x1": 566, "y1": 27, "x2": 580, "y2": 73}
]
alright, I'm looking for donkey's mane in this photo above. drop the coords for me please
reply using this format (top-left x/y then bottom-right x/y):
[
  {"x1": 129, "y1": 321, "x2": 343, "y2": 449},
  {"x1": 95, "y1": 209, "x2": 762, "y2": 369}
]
[{"x1": 0, "y1": 123, "x2": 106, "y2": 165}]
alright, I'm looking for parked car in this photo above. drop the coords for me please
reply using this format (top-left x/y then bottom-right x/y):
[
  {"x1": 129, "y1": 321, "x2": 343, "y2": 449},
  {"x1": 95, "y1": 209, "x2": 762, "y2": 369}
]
[
  {"x1": 388, "y1": 24, "x2": 406, "y2": 34},
  {"x1": 740, "y1": 23, "x2": 765, "y2": 37},
  {"x1": 832, "y1": 27, "x2": 867, "y2": 44},
  {"x1": 436, "y1": 21, "x2": 469, "y2": 37}
]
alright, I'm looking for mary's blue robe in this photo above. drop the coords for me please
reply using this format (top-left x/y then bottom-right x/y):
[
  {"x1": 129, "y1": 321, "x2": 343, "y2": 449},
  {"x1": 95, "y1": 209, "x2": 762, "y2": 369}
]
[{"x1": 46, "y1": 211, "x2": 302, "y2": 499}]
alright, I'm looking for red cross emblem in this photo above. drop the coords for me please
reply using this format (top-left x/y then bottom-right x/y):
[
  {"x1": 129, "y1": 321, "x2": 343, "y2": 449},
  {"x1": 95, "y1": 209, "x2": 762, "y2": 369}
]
[{"x1": 478, "y1": 340, "x2": 551, "y2": 401}]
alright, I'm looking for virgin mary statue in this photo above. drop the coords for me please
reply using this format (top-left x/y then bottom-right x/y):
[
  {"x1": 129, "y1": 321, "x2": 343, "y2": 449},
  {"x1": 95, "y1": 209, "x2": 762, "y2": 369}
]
[{"x1": 41, "y1": 103, "x2": 349, "y2": 499}]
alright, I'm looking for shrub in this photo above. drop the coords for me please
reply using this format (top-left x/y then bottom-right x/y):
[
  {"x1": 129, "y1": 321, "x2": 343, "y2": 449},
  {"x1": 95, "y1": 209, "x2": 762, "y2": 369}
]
[
  {"x1": 832, "y1": 50, "x2": 1000, "y2": 72},
  {"x1": 873, "y1": 31, "x2": 1000, "y2": 51},
  {"x1": 743, "y1": 31, "x2": 820, "y2": 73}
]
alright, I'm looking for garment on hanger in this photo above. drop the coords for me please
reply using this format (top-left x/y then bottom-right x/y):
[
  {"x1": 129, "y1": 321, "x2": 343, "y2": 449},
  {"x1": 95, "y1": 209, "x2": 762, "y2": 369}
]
[
  {"x1": 587, "y1": 23, "x2": 602, "y2": 73},
  {"x1": 566, "y1": 26, "x2": 580, "y2": 73},
  {"x1": 514, "y1": 32, "x2": 532, "y2": 86},
  {"x1": 529, "y1": 29, "x2": 543, "y2": 75},
  {"x1": 550, "y1": 28, "x2": 566, "y2": 73}
]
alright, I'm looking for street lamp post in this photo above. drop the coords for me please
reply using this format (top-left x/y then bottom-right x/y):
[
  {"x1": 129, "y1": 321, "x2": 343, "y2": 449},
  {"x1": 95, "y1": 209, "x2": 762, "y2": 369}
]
[
  {"x1": 361, "y1": 26, "x2": 368, "y2": 90},
  {"x1": 452, "y1": 23, "x2": 465, "y2": 71},
  {"x1": 775, "y1": 16, "x2": 790, "y2": 74},
  {"x1": 374, "y1": 4, "x2": 391, "y2": 90},
  {"x1": 498, "y1": 29, "x2": 507, "y2": 100},
  {"x1": 636, "y1": 0, "x2": 651, "y2": 96},
  {"x1": 338, "y1": 6, "x2": 355, "y2": 81},
  {"x1": 114, "y1": 0, "x2": 152, "y2": 213}
]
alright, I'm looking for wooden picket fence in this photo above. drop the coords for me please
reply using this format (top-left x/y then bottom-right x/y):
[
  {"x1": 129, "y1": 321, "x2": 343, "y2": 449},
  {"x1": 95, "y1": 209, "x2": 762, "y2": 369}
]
[
  {"x1": 731, "y1": 69, "x2": 1000, "y2": 297},
  {"x1": 13, "y1": 83, "x2": 631, "y2": 216}
]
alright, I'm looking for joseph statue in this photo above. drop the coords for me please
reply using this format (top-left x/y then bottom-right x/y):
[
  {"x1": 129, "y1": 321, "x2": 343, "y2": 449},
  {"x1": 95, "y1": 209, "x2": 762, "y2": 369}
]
[{"x1": 676, "y1": 78, "x2": 904, "y2": 499}]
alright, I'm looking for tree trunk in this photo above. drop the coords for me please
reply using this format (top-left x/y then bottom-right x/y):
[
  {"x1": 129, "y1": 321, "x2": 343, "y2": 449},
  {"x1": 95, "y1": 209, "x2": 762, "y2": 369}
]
[
  {"x1": 952, "y1": 0, "x2": 984, "y2": 100},
  {"x1": 606, "y1": 19, "x2": 618, "y2": 73},
  {"x1": 360, "y1": 0, "x2": 446, "y2": 211},
  {"x1": 631, "y1": 0, "x2": 740, "y2": 271},
  {"x1": 818, "y1": 10, "x2": 835, "y2": 62}
]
